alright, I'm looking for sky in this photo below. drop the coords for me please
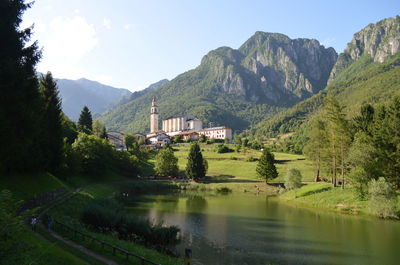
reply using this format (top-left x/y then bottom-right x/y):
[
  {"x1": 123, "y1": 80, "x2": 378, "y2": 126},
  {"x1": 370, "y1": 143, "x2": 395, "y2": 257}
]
[{"x1": 22, "y1": 0, "x2": 399, "y2": 92}]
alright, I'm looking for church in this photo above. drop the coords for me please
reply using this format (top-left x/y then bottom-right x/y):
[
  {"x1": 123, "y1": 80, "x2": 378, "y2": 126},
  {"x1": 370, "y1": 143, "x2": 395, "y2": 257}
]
[{"x1": 146, "y1": 96, "x2": 232, "y2": 143}]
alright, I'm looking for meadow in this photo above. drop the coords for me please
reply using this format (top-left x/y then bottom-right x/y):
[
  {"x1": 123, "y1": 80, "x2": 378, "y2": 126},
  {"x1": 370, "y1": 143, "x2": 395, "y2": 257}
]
[{"x1": 168, "y1": 143, "x2": 315, "y2": 183}]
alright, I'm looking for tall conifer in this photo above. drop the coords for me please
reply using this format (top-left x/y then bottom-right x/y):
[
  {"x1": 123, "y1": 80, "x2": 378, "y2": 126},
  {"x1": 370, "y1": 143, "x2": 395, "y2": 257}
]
[
  {"x1": 0, "y1": 0, "x2": 43, "y2": 174},
  {"x1": 78, "y1": 106, "x2": 93, "y2": 134},
  {"x1": 185, "y1": 142, "x2": 206, "y2": 180},
  {"x1": 39, "y1": 72, "x2": 63, "y2": 173}
]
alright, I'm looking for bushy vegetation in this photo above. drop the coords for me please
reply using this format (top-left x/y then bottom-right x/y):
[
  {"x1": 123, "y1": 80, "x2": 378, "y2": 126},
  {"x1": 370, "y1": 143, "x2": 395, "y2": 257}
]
[
  {"x1": 81, "y1": 198, "x2": 180, "y2": 246},
  {"x1": 215, "y1": 186, "x2": 232, "y2": 193},
  {"x1": 214, "y1": 144, "x2": 234, "y2": 153},
  {"x1": 155, "y1": 148, "x2": 179, "y2": 177},
  {"x1": 66, "y1": 133, "x2": 139, "y2": 177},
  {"x1": 367, "y1": 178, "x2": 398, "y2": 219},
  {"x1": 284, "y1": 168, "x2": 302, "y2": 190}
]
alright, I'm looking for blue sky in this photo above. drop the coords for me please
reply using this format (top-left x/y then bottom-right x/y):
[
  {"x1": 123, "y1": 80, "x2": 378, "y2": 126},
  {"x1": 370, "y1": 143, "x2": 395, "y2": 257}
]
[{"x1": 22, "y1": 0, "x2": 399, "y2": 91}]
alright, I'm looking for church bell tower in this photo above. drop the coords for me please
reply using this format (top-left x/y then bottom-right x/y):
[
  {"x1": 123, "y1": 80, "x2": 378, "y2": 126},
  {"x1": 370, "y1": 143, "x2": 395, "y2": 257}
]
[{"x1": 150, "y1": 96, "x2": 159, "y2": 133}]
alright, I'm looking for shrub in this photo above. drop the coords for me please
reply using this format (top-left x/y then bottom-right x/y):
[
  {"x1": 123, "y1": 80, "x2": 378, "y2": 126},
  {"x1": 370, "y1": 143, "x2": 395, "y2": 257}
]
[
  {"x1": 155, "y1": 148, "x2": 179, "y2": 177},
  {"x1": 216, "y1": 186, "x2": 232, "y2": 193},
  {"x1": 81, "y1": 198, "x2": 180, "y2": 245},
  {"x1": 284, "y1": 168, "x2": 302, "y2": 190},
  {"x1": 246, "y1": 156, "x2": 258, "y2": 162},
  {"x1": 368, "y1": 178, "x2": 398, "y2": 219},
  {"x1": 230, "y1": 156, "x2": 238, "y2": 160},
  {"x1": 214, "y1": 144, "x2": 233, "y2": 153}
]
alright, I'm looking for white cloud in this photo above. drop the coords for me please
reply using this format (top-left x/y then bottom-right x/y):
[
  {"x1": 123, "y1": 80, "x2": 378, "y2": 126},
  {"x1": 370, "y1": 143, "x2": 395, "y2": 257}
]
[
  {"x1": 123, "y1": 23, "x2": 133, "y2": 30},
  {"x1": 37, "y1": 16, "x2": 98, "y2": 79},
  {"x1": 321, "y1": 37, "x2": 336, "y2": 47},
  {"x1": 103, "y1": 18, "x2": 111, "y2": 29}
]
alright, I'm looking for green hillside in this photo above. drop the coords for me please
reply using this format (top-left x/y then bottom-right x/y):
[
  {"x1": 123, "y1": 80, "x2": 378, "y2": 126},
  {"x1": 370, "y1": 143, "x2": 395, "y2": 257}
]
[
  {"x1": 249, "y1": 52, "x2": 400, "y2": 138},
  {"x1": 100, "y1": 33, "x2": 336, "y2": 134}
]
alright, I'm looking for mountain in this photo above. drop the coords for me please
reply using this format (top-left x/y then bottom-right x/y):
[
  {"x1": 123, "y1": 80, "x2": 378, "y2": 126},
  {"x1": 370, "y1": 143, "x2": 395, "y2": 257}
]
[
  {"x1": 113, "y1": 79, "x2": 169, "y2": 107},
  {"x1": 56, "y1": 78, "x2": 131, "y2": 120},
  {"x1": 249, "y1": 16, "x2": 400, "y2": 141},
  {"x1": 100, "y1": 32, "x2": 337, "y2": 134}
]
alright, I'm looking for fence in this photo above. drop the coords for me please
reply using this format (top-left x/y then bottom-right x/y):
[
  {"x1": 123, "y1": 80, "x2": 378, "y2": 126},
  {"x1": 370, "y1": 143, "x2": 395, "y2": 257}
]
[
  {"x1": 18, "y1": 188, "x2": 67, "y2": 214},
  {"x1": 54, "y1": 220, "x2": 161, "y2": 265}
]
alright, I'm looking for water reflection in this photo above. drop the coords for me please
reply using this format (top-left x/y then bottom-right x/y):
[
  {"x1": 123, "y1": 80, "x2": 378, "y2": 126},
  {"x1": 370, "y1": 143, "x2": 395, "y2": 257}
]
[{"x1": 128, "y1": 192, "x2": 400, "y2": 265}]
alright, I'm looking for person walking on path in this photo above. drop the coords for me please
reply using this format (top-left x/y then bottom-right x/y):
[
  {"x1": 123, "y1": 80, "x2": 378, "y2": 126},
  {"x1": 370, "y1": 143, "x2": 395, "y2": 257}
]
[
  {"x1": 47, "y1": 216, "x2": 53, "y2": 232},
  {"x1": 31, "y1": 216, "x2": 37, "y2": 231}
]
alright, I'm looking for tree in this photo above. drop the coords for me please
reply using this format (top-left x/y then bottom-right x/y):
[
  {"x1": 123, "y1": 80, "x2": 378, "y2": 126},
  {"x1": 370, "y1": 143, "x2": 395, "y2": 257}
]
[
  {"x1": 324, "y1": 95, "x2": 351, "y2": 188},
  {"x1": 256, "y1": 149, "x2": 278, "y2": 183},
  {"x1": 284, "y1": 168, "x2": 302, "y2": 190},
  {"x1": 39, "y1": 72, "x2": 63, "y2": 173},
  {"x1": 185, "y1": 142, "x2": 207, "y2": 180},
  {"x1": 155, "y1": 148, "x2": 179, "y2": 177},
  {"x1": 93, "y1": 120, "x2": 107, "y2": 139},
  {"x1": 124, "y1": 134, "x2": 136, "y2": 150},
  {"x1": 303, "y1": 118, "x2": 328, "y2": 182},
  {"x1": 367, "y1": 178, "x2": 398, "y2": 219},
  {"x1": 78, "y1": 106, "x2": 93, "y2": 133},
  {"x1": 0, "y1": 0, "x2": 43, "y2": 174},
  {"x1": 353, "y1": 103, "x2": 375, "y2": 135}
]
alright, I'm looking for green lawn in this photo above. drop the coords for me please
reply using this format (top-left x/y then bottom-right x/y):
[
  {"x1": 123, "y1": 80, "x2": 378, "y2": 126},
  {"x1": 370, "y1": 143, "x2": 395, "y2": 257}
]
[
  {"x1": 170, "y1": 143, "x2": 315, "y2": 183},
  {"x1": 0, "y1": 172, "x2": 68, "y2": 201},
  {"x1": 2, "y1": 228, "x2": 89, "y2": 265},
  {"x1": 279, "y1": 183, "x2": 369, "y2": 214}
]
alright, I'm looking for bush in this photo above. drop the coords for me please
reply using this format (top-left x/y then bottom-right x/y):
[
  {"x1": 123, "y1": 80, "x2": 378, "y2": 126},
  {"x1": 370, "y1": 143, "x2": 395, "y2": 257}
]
[
  {"x1": 214, "y1": 144, "x2": 233, "y2": 153},
  {"x1": 216, "y1": 186, "x2": 232, "y2": 193},
  {"x1": 82, "y1": 198, "x2": 180, "y2": 245},
  {"x1": 246, "y1": 156, "x2": 258, "y2": 162},
  {"x1": 71, "y1": 133, "x2": 139, "y2": 177},
  {"x1": 368, "y1": 178, "x2": 398, "y2": 219},
  {"x1": 284, "y1": 168, "x2": 302, "y2": 190},
  {"x1": 229, "y1": 156, "x2": 238, "y2": 160},
  {"x1": 155, "y1": 148, "x2": 179, "y2": 177}
]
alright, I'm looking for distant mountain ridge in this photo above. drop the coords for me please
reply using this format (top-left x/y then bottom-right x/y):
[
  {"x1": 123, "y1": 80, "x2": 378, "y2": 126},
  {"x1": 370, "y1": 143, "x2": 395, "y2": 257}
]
[
  {"x1": 100, "y1": 32, "x2": 337, "y2": 134},
  {"x1": 55, "y1": 78, "x2": 131, "y2": 121}
]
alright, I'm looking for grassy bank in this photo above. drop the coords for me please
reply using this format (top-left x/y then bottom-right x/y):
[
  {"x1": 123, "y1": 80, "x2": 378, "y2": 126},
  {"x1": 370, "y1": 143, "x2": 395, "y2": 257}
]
[
  {"x1": 279, "y1": 182, "x2": 400, "y2": 216},
  {"x1": 170, "y1": 143, "x2": 315, "y2": 183}
]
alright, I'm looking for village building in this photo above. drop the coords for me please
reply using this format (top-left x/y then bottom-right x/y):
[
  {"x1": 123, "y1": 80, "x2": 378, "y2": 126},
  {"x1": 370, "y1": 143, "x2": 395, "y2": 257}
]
[
  {"x1": 145, "y1": 96, "x2": 232, "y2": 142},
  {"x1": 198, "y1": 126, "x2": 232, "y2": 141}
]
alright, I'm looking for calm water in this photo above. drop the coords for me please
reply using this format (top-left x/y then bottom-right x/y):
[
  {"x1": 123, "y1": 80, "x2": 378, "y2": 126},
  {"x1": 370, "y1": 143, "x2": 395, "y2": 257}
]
[{"x1": 128, "y1": 192, "x2": 400, "y2": 265}]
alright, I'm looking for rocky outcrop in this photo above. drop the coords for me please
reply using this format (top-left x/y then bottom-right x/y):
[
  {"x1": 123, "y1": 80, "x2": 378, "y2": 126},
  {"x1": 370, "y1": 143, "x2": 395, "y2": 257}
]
[
  {"x1": 201, "y1": 32, "x2": 337, "y2": 105},
  {"x1": 329, "y1": 16, "x2": 400, "y2": 82}
]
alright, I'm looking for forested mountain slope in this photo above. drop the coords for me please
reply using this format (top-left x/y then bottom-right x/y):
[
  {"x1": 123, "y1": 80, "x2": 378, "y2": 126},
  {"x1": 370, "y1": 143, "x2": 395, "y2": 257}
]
[
  {"x1": 100, "y1": 32, "x2": 337, "y2": 134},
  {"x1": 249, "y1": 16, "x2": 400, "y2": 139}
]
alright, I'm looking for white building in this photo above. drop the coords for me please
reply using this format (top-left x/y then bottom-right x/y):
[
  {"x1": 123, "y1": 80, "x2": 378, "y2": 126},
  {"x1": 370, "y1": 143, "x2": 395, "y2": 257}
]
[
  {"x1": 162, "y1": 115, "x2": 202, "y2": 133},
  {"x1": 198, "y1": 126, "x2": 232, "y2": 141}
]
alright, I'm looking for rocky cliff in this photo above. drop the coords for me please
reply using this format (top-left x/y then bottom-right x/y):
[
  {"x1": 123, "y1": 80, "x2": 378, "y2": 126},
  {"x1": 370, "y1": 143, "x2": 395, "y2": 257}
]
[
  {"x1": 100, "y1": 32, "x2": 337, "y2": 133},
  {"x1": 329, "y1": 16, "x2": 400, "y2": 82},
  {"x1": 201, "y1": 32, "x2": 337, "y2": 105}
]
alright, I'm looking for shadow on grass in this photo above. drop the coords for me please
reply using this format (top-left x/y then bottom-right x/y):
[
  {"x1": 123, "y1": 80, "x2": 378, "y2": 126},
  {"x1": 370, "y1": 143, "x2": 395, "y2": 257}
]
[{"x1": 200, "y1": 175, "x2": 261, "y2": 183}]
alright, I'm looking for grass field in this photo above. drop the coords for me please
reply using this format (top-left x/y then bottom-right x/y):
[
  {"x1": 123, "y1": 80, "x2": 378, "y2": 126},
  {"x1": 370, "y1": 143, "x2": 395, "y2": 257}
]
[
  {"x1": 279, "y1": 182, "x2": 400, "y2": 217},
  {"x1": 169, "y1": 143, "x2": 315, "y2": 183}
]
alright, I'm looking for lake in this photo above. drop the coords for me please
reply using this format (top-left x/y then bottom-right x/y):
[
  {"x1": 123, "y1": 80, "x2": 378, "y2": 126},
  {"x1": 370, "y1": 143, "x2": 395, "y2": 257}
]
[{"x1": 128, "y1": 192, "x2": 400, "y2": 265}]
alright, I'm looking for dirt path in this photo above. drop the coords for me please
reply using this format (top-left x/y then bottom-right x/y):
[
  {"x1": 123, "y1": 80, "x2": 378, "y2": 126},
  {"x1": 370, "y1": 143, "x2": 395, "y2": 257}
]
[
  {"x1": 27, "y1": 188, "x2": 122, "y2": 265},
  {"x1": 50, "y1": 232, "x2": 119, "y2": 265}
]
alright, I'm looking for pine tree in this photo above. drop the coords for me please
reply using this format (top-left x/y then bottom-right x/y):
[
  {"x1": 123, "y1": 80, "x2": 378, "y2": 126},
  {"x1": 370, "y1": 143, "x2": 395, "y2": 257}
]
[
  {"x1": 78, "y1": 106, "x2": 93, "y2": 134},
  {"x1": 0, "y1": 0, "x2": 43, "y2": 174},
  {"x1": 324, "y1": 95, "x2": 351, "y2": 188},
  {"x1": 39, "y1": 72, "x2": 63, "y2": 173},
  {"x1": 256, "y1": 149, "x2": 278, "y2": 183},
  {"x1": 185, "y1": 142, "x2": 206, "y2": 180},
  {"x1": 303, "y1": 117, "x2": 328, "y2": 182}
]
